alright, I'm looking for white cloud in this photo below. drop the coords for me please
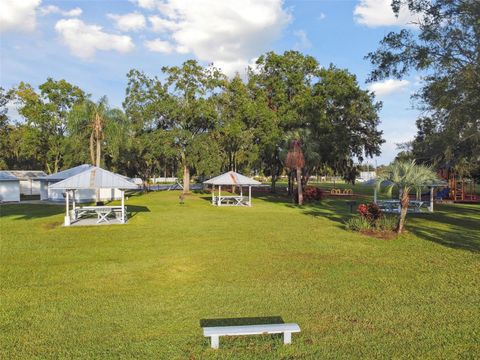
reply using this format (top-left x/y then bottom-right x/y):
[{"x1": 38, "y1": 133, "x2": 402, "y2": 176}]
[
  {"x1": 0, "y1": 0, "x2": 41, "y2": 33},
  {"x1": 368, "y1": 79, "x2": 410, "y2": 96},
  {"x1": 354, "y1": 0, "x2": 418, "y2": 28},
  {"x1": 293, "y1": 30, "x2": 311, "y2": 50},
  {"x1": 318, "y1": 12, "x2": 326, "y2": 20},
  {"x1": 144, "y1": 38, "x2": 174, "y2": 53},
  {"x1": 40, "y1": 5, "x2": 82, "y2": 17},
  {"x1": 133, "y1": 0, "x2": 162, "y2": 10},
  {"x1": 108, "y1": 12, "x2": 146, "y2": 32},
  {"x1": 55, "y1": 19, "x2": 135, "y2": 59},
  {"x1": 149, "y1": 15, "x2": 179, "y2": 33},
  {"x1": 138, "y1": 0, "x2": 291, "y2": 75}
]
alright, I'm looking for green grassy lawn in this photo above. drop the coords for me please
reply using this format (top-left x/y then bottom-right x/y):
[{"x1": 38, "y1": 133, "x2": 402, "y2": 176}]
[{"x1": 1, "y1": 190, "x2": 479, "y2": 359}]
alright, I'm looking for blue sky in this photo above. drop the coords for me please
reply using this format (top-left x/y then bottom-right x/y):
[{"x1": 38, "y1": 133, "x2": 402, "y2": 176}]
[{"x1": 0, "y1": 0, "x2": 422, "y2": 165}]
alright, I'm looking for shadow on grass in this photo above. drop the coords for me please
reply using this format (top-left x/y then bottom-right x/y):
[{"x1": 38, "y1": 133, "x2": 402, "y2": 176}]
[
  {"x1": 125, "y1": 205, "x2": 150, "y2": 219},
  {"x1": 408, "y1": 205, "x2": 480, "y2": 252},
  {"x1": 0, "y1": 203, "x2": 150, "y2": 221},
  {"x1": 200, "y1": 316, "x2": 284, "y2": 327},
  {"x1": 0, "y1": 203, "x2": 64, "y2": 220}
]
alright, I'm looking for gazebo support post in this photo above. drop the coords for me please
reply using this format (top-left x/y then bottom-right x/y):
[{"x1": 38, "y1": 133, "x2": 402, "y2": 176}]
[
  {"x1": 429, "y1": 187, "x2": 434, "y2": 213},
  {"x1": 121, "y1": 190, "x2": 125, "y2": 223},
  {"x1": 373, "y1": 188, "x2": 377, "y2": 204},
  {"x1": 219, "y1": 186, "x2": 221, "y2": 207},
  {"x1": 248, "y1": 186, "x2": 251, "y2": 207},
  {"x1": 72, "y1": 190, "x2": 76, "y2": 221},
  {"x1": 212, "y1": 185, "x2": 215, "y2": 205},
  {"x1": 64, "y1": 190, "x2": 71, "y2": 226}
]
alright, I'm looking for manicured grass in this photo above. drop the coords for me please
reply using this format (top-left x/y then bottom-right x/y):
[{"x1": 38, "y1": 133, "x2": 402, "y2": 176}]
[{"x1": 1, "y1": 191, "x2": 479, "y2": 359}]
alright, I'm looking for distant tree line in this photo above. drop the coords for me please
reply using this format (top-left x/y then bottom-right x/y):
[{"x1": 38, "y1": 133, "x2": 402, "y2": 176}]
[{"x1": 0, "y1": 51, "x2": 384, "y2": 192}]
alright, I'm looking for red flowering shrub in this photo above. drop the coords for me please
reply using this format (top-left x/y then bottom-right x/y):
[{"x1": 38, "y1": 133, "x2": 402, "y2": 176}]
[
  {"x1": 357, "y1": 203, "x2": 383, "y2": 223},
  {"x1": 294, "y1": 186, "x2": 323, "y2": 203}
]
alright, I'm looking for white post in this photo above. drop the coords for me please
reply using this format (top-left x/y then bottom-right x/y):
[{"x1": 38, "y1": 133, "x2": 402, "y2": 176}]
[
  {"x1": 284, "y1": 332, "x2": 292, "y2": 344},
  {"x1": 64, "y1": 190, "x2": 71, "y2": 226},
  {"x1": 211, "y1": 185, "x2": 215, "y2": 205},
  {"x1": 248, "y1": 186, "x2": 252, "y2": 207},
  {"x1": 373, "y1": 188, "x2": 377, "y2": 204},
  {"x1": 121, "y1": 190, "x2": 125, "y2": 223},
  {"x1": 240, "y1": 186, "x2": 243, "y2": 197},
  {"x1": 72, "y1": 190, "x2": 76, "y2": 220},
  {"x1": 218, "y1": 186, "x2": 221, "y2": 206},
  {"x1": 429, "y1": 187, "x2": 434, "y2": 213}
]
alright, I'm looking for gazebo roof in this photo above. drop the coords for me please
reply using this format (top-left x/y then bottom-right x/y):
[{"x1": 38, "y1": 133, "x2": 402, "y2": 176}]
[
  {"x1": 7, "y1": 170, "x2": 47, "y2": 180},
  {"x1": 203, "y1": 171, "x2": 261, "y2": 186},
  {"x1": 362, "y1": 178, "x2": 447, "y2": 188},
  {"x1": 0, "y1": 171, "x2": 19, "y2": 181},
  {"x1": 361, "y1": 179, "x2": 393, "y2": 187},
  {"x1": 48, "y1": 167, "x2": 139, "y2": 190},
  {"x1": 40, "y1": 164, "x2": 93, "y2": 182}
]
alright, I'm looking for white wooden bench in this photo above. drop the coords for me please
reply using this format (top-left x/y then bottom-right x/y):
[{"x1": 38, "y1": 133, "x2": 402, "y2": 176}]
[{"x1": 203, "y1": 323, "x2": 301, "y2": 349}]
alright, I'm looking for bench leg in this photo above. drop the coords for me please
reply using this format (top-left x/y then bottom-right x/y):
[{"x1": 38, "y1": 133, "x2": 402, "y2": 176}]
[
  {"x1": 211, "y1": 335, "x2": 219, "y2": 349},
  {"x1": 284, "y1": 332, "x2": 292, "y2": 344}
]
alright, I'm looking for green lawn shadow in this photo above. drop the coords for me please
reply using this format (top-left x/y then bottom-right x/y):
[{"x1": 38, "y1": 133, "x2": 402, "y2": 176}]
[
  {"x1": 200, "y1": 316, "x2": 284, "y2": 327},
  {"x1": 407, "y1": 205, "x2": 480, "y2": 252}
]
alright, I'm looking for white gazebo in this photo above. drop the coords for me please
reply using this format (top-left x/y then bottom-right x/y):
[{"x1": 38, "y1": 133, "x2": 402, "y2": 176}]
[
  {"x1": 49, "y1": 167, "x2": 139, "y2": 226},
  {"x1": 203, "y1": 171, "x2": 261, "y2": 207}
]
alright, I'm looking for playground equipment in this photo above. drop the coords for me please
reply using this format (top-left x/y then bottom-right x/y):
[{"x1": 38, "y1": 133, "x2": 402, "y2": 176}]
[
  {"x1": 329, "y1": 188, "x2": 353, "y2": 196},
  {"x1": 438, "y1": 168, "x2": 477, "y2": 202}
]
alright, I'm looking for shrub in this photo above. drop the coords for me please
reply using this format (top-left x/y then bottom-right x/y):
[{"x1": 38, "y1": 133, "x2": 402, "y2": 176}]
[
  {"x1": 347, "y1": 203, "x2": 397, "y2": 236},
  {"x1": 294, "y1": 186, "x2": 323, "y2": 203},
  {"x1": 304, "y1": 186, "x2": 323, "y2": 201},
  {"x1": 358, "y1": 202, "x2": 383, "y2": 223},
  {"x1": 375, "y1": 215, "x2": 397, "y2": 232},
  {"x1": 345, "y1": 216, "x2": 372, "y2": 231}
]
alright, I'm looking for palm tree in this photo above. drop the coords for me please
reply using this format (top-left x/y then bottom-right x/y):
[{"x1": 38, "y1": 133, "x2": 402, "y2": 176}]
[
  {"x1": 376, "y1": 160, "x2": 438, "y2": 233},
  {"x1": 286, "y1": 139, "x2": 305, "y2": 205},
  {"x1": 68, "y1": 97, "x2": 127, "y2": 201}
]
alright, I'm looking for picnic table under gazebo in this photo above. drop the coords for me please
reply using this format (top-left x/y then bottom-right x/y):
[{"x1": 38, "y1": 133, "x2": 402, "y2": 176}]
[
  {"x1": 203, "y1": 171, "x2": 261, "y2": 207},
  {"x1": 362, "y1": 179, "x2": 448, "y2": 213},
  {"x1": 49, "y1": 167, "x2": 139, "y2": 226}
]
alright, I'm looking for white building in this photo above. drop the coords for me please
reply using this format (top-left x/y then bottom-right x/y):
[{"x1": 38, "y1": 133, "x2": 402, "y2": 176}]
[
  {"x1": 7, "y1": 170, "x2": 47, "y2": 196},
  {"x1": 39, "y1": 164, "x2": 127, "y2": 202},
  {"x1": 0, "y1": 171, "x2": 20, "y2": 202},
  {"x1": 357, "y1": 171, "x2": 377, "y2": 182}
]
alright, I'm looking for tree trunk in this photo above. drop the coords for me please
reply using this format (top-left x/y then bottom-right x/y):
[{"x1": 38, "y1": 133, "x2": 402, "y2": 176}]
[
  {"x1": 271, "y1": 175, "x2": 277, "y2": 193},
  {"x1": 89, "y1": 132, "x2": 95, "y2": 165},
  {"x1": 287, "y1": 171, "x2": 293, "y2": 196},
  {"x1": 397, "y1": 192, "x2": 410, "y2": 233},
  {"x1": 95, "y1": 134, "x2": 101, "y2": 203},
  {"x1": 183, "y1": 164, "x2": 190, "y2": 194},
  {"x1": 297, "y1": 167, "x2": 303, "y2": 205},
  {"x1": 95, "y1": 136, "x2": 101, "y2": 167}
]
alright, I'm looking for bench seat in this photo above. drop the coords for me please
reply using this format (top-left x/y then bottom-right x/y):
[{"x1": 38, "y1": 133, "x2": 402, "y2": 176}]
[{"x1": 203, "y1": 323, "x2": 300, "y2": 349}]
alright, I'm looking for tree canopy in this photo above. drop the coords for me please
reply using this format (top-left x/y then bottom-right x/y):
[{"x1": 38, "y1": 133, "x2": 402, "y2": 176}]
[
  {"x1": 367, "y1": 0, "x2": 480, "y2": 180},
  {"x1": 1, "y1": 51, "x2": 384, "y2": 190}
]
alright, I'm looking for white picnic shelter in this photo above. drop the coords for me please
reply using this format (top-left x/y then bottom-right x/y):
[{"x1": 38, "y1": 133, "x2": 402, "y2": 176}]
[
  {"x1": 49, "y1": 167, "x2": 139, "y2": 226},
  {"x1": 204, "y1": 171, "x2": 261, "y2": 207}
]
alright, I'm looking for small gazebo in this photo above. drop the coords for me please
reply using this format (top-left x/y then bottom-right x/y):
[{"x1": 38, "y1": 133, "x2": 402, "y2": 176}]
[
  {"x1": 49, "y1": 167, "x2": 139, "y2": 226},
  {"x1": 203, "y1": 171, "x2": 261, "y2": 207}
]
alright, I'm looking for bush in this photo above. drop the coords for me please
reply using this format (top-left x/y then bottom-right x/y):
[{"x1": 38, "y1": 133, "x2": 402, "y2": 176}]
[
  {"x1": 294, "y1": 186, "x2": 323, "y2": 203},
  {"x1": 347, "y1": 203, "x2": 397, "y2": 236},
  {"x1": 345, "y1": 216, "x2": 372, "y2": 231},
  {"x1": 358, "y1": 202, "x2": 382, "y2": 222},
  {"x1": 375, "y1": 215, "x2": 397, "y2": 232}
]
